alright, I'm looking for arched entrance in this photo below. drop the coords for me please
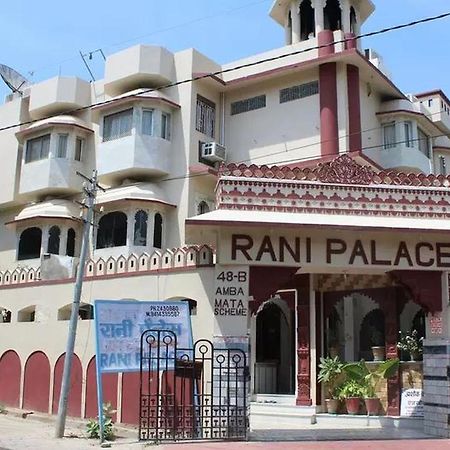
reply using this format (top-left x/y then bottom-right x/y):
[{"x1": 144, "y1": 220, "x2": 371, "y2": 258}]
[
  {"x1": 254, "y1": 296, "x2": 295, "y2": 395},
  {"x1": 23, "y1": 351, "x2": 50, "y2": 412},
  {"x1": 0, "y1": 350, "x2": 21, "y2": 407}
]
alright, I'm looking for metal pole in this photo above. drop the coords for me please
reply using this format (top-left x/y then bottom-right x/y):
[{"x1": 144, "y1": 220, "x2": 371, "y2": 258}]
[{"x1": 55, "y1": 170, "x2": 98, "y2": 438}]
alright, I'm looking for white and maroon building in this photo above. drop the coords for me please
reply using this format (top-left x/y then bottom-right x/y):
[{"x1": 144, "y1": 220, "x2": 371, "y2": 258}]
[{"x1": 0, "y1": 0, "x2": 450, "y2": 438}]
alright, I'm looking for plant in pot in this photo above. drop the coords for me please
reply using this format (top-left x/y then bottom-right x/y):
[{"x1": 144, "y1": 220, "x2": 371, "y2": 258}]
[
  {"x1": 397, "y1": 330, "x2": 423, "y2": 361},
  {"x1": 370, "y1": 327, "x2": 385, "y2": 362},
  {"x1": 344, "y1": 358, "x2": 400, "y2": 416},
  {"x1": 318, "y1": 356, "x2": 344, "y2": 414},
  {"x1": 338, "y1": 379, "x2": 364, "y2": 415}
]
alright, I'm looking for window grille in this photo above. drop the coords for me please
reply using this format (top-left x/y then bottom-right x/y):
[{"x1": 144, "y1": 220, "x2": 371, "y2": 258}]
[
  {"x1": 279, "y1": 81, "x2": 319, "y2": 103},
  {"x1": 231, "y1": 95, "x2": 266, "y2": 115},
  {"x1": 196, "y1": 96, "x2": 216, "y2": 138}
]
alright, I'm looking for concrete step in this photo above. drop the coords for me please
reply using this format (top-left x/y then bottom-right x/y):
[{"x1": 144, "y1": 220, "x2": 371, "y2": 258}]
[
  {"x1": 315, "y1": 413, "x2": 424, "y2": 430},
  {"x1": 250, "y1": 402, "x2": 316, "y2": 429}
]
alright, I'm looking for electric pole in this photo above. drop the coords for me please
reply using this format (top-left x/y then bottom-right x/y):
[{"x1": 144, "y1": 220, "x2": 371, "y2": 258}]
[{"x1": 55, "y1": 170, "x2": 101, "y2": 438}]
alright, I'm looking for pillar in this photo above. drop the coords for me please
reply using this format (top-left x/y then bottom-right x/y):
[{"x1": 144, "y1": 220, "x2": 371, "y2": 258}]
[
  {"x1": 343, "y1": 295, "x2": 355, "y2": 361},
  {"x1": 291, "y1": 2, "x2": 301, "y2": 44},
  {"x1": 285, "y1": 12, "x2": 293, "y2": 45},
  {"x1": 319, "y1": 62, "x2": 339, "y2": 157},
  {"x1": 347, "y1": 64, "x2": 362, "y2": 153},
  {"x1": 314, "y1": 0, "x2": 324, "y2": 34}
]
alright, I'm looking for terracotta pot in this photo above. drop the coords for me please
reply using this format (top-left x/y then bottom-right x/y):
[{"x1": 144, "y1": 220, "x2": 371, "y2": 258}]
[
  {"x1": 371, "y1": 346, "x2": 385, "y2": 362},
  {"x1": 345, "y1": 397, "x2": 360, "y2": 415},
  {"x1": 325, "y1": 398, "x2": 340, "y2": 414},
  {"x1": 364, "y1": 397, "x2": 380, "y2": 416}
]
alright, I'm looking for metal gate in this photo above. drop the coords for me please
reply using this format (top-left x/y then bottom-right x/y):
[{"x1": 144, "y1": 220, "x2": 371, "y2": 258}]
[{"x1": 139, "y1": 329, "x2": 249, "y2": 441}]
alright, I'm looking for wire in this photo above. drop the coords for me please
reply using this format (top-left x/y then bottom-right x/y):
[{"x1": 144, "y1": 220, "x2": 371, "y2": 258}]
[{"x1": 1, "y1": 11, "x2": 449, "y2": 134}]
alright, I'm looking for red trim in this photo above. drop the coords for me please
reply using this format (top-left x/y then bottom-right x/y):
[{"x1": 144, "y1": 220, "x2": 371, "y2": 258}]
[
  {"x1": 91, "y1": 95, "x2": 181, "y2": 112},
  {"x1": 433, "y1": 146, "x2": 450, "y2": 151},
  {"x1": 318, "y1": 31, "x2": 335, "y2": 57},
  {"x1": 16, "y1": 122, "x2": 94, "y2": 138},
  {"x1": 347, "y1": 65, "x2": 362, "y2": 152},
  {"x1": 376, "y1": 109, "x2": 441, "y2": 133},
  {"x1": 192, "y1": 72, "x2": 226, "y2": 86},
  {"x1": 415, "y1": 89, "x2": 450, "y2": 107},
  {"x1": 5, "y1": 215, "x2": 81, "y2": 226},
  {"x1": 320, "y1": 63, "x2": 339, "y2": 157},
  {"x1": 96, "y1": 197, "x2": 177, "y2": 208}
]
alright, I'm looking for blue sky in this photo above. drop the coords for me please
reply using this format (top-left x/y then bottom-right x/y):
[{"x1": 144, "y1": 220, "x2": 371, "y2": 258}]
[{"x1": 1, "y1": 0, "x2": 449, "y2": 102}]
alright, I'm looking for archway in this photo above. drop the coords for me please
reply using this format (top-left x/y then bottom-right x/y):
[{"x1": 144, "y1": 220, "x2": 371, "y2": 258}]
[
  {"x1": 359, "y1": 309, "x2": 385, "y2": 360},
  {"x1": 300, "y1": 0, "x2": 315, "y2": 41},
  {"x1": 0, "y1": 350, "x2": 21, "y2": 407},
  {"x1": 85, "y1": 357, "x2": 118, "y2": 420},
  {"x1": 324, "y1": 0, "x2": 342, "y2": 32},
  {"x1": 23, "y1": 351, "x2": 50, "y2": 412},
  {"x1": 52, "y1": 353, "x2": 82, "y2": 417},
  {"x1": 255, "y1": 298, "x2": 295, "y2": 394}
]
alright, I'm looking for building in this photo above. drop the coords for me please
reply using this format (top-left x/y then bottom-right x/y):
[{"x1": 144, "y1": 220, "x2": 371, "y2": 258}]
[{"x1": 0, "y1": 0, "x2": 450, "y2": 439}]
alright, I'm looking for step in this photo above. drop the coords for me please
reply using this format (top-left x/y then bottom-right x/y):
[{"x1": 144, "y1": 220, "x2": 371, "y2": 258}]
[{"x1": 315, "y1": 413, "x2": 424, "y2": 430}]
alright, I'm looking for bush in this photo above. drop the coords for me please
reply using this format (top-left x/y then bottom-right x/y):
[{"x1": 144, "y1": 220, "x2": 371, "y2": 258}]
[
  {"x1": 338, "y1": 379, "x2": 364, "y2": 399},
  {"x1": 0, "y1": 404, "x2": 6, "y2": 414},
  {"x1": 86, "y1": 402, "x2": 116, "y2": 440}
]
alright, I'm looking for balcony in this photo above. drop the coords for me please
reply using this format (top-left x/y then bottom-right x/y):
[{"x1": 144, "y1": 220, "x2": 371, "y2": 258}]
[
  {"x1": 97, "y1": 134, "x2": 171, "y2": 184},
  {"x1": 28, "y1": 77, "x2": 91, "y2": 119},
  {"x1": 19, "y1": 158, "x2": 85, "y2": 199},
  {"x1": 104, "y1": 45, "x2": 174, "y2": 96}
]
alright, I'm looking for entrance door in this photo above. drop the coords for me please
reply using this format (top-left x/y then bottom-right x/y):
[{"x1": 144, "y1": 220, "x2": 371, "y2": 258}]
[{"x1": 254, "y1": 300, "x2": 295, "y2": 395}]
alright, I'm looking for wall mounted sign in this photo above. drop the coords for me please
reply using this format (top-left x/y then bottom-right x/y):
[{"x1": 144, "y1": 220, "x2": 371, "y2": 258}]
[{"x1": 400, "y1": 388, "x2": 424, "y2": 417}]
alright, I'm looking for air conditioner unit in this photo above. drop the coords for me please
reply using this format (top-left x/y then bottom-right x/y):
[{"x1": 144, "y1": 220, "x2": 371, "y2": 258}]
[{"x1": 201, "y1": 142, "x2": 226, "y2": 163}]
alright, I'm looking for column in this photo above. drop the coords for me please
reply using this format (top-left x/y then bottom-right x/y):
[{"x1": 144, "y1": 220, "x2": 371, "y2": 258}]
[
  {"x1": 309, "y1": 276, "x2": 317, "y2": 405},
  {"x1": 285, "y1": 13, "x2": 293, "y2": 45},
  {"x1": 423, "y1": 272, "x2": 450, "y2": 438},
  {"x1": 314, "y1": 0, "x2": 324, "y2": 34},
  {"x1": 319, "y1": 62, "x2": 339, "y2": 157},
  {"x1": 341, "y1": 0, "x2": 350, "y2": 34},
  {"x1": 291, "y1": 2, "x2": 301, "y2": 44},
  {"x1": 343, "y1": 295, "x2": 355, "y2": 361},
  {"x1": 126, "y1": 209, "x2": 134, "y2": 247},
  {"x1": 347, "y1": 65, "x2": 362, "y2": 153},
  {"x1": 60, "y1": 226, "x2": 68, "y2": 256}
]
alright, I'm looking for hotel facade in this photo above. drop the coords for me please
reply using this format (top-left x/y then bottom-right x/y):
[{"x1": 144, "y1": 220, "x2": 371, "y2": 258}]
[{"x1": 1, "y1": 0, "x2": 450, "y2": 439}]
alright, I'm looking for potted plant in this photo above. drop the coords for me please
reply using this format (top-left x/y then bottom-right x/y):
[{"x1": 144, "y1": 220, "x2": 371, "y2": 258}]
[
  {"x1": 338, "y1": 379, "x2": 364, "y2": 415},
  {"x1": 370, "y1": 327, "x2": 385, "y2": 362},
  {"x1": 397, "y1": 330, "x2": 423, "y2": 361},
  {"x1": 344, "y1": 358, "x2": 400, "y2": 416},
  {"x1": 318, "y1": 356, "x2": 344, "y2": 414}
]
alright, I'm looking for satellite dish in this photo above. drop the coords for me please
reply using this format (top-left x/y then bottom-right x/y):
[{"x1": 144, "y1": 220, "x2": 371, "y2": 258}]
[{"x1": 0, "y1": 64, "x2": 30, "y2": 94}]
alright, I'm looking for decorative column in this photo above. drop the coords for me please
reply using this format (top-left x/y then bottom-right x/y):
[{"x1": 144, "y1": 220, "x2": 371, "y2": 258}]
[
  {"x1": 126, "y1": 209, "x2": 134, "y2": 248},
  {"x1": 319, "y1": 63, "x2": 339, "y2": 157},
  {"x1": 296, "y1": 274, "x2": 312, "y2": 406},
  {"x1": 347, "y1": 64, "x2": 362, "y2": 153},
  {"x1": 314, "y1": 0, "x2": 324, "y2": 34},
  {"x1": 291, "y1": 2, "x2": 301, "y2": 44}
]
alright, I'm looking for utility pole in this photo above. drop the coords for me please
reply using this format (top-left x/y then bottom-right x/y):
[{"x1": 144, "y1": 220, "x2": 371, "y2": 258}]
[{"x1": 55, "y1": 170, "x2": 101, "y2": 438}]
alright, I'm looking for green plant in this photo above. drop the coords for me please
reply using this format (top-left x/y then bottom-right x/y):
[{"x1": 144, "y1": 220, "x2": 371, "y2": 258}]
[
  {"x1": 344, "y1": 358, "x2": 400, "y2": 399},
  {"x1": 397, "y1": 330, "x2": 423, "y2": 355},
  {"x1": 318, "y1": 356, "x2": 344, "y2": 399},
  {"x1": 0, "y1": 404, "x2": 6, "y2": 414},
  {"x1": 337, "y1": 379, "x2": 364, "y2": 399},
  {"x1": 86, "y1": 402, "x2": 116, "y2": 440}
]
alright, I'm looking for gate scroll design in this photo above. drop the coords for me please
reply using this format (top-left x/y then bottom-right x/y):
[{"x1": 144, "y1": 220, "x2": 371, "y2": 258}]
[{"x1": 139, "y1": 329, "x2": 249, "y2": 441}]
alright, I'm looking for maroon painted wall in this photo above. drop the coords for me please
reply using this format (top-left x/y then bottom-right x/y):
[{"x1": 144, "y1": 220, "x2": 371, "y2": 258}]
[
  {"x1": 85, "y1": 357, "x2": 118, "y2": 420},
  {"x1": 23, "y1": 351, "x2": 50, "y2": 412},
  {"x1": 52, "y1": 353, "x2": 82, "y2": 417},
  {"x1": 121, "y1": 372, "x2": 140, "y2": 424},
  {"x1": 0, "y1": 350, "x2": 21, "y2": 407}
]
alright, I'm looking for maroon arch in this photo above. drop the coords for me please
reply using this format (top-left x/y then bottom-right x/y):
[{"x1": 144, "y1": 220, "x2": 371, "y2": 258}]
[
  {"x1": 52, "y1": 353, "x2": 82, "y2": 417},
  {"x1": 23, "y1": 351, "x2": 50, "y2": 412},
  {"x1": 121, "y1": 372, "x2": 141, "y2": 424},
  {"x1": 0, "y1": 350, "x2": 21, "y2": 407},
  {"x1": 85, "y1": 357, "x2": 118, "y2": 420}
]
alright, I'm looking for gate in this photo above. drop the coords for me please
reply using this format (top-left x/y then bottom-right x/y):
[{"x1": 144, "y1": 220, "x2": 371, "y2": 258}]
[{"x1": 139, "y1": 329, "x2": 249, "y2": 441}]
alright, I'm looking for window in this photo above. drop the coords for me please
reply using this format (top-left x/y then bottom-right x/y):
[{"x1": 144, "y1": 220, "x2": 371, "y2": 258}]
[
  {"x1": 324, "y1": 0, "x2": 342, "y2": 32},
  {"x1": 197, "y1": 201, "x2": 210, "y2": 215},
  {"x1": 439, "y1": 156, "x2": 447, "y2": 176},
  {"x1": 428, "y1": 99, "x2": 433, "y2": 107},
  {"x1": 280, "y1": 81, "x2": 319, "y2": 104},
  {"x1": 153, "y1": 213, "x2": 163, "y2": 249},
  {"x1": 142, "y1": 109, "x2": 154, "y2": 136},
  {"x1": 0, "y1": 308, "x2": 11, "y2": 323},
  {"x1": 47, "y1": 226, "x2": 61, "y2": 255},
  {"x1": 66, "y1": 228, "x2": 76, "y2": 256},
  {"x1": 96, "y1": 212, "x2": 127, "y2": 249},
  {"x1": 57, "y1": 134, "x2": 68, "y2": 158},
  {"x1": 350, "y1": 6, "x2": 357, "y2": 34},
  {"x1": 25, "y1": 134, "x2": 50, "y2": 163},
  {"x1": 231, "y1": 95, "x2": 266, "y2": 115},
  {"x1": 134, "y1": 210, "x2": 148, "y2": 246},
  {"x1": 18, "y1": 227, "x2": 42, "y2": 260},
  {"x1": 18, "y1": 306, "x2": 36, "y2": 323},
  {"x1": 418, "y1": 128, "x2": 430, "y2": 157},
  {"x1": 75, "y1": 138, "x2": 83, "y2": 161},
  {"x1": 196, "y1": 96, "x2": 216, "y2": 138},
  {"x1": 300, "y1": 0, "x2": 315, "y2": 41},
  {"x1": 103, "y1": 109, "x2": 133, "y2": 142},
  {"x1": 383, "y1": 122, "x2": 396, "y2": 149},
  {"x1": 161, "y1": 113, "x2": 171, "y2": 140},
  {"x1": 404, "y1": 121, "x2": 413, "y2": 148}
]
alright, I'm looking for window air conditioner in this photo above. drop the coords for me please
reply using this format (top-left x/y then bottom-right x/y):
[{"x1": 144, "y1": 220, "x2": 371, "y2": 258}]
[{"x1": 201, "y1": 142, "x2": 226, "y2": 163}]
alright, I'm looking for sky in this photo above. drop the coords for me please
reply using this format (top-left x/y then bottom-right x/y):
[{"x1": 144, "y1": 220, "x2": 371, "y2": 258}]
[{"x1": 0, "y1": 0, "x2": 449, "y2": 102}]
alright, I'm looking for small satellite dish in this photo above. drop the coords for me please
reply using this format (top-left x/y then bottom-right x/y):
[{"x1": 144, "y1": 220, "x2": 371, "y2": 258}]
[{"x1": 0, "y1": 64, "x2": 30, "y2": 94}]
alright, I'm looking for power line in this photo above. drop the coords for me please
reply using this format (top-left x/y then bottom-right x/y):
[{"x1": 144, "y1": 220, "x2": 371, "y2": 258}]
[{"x1": 1, "y1": 11, "x2": 449, "y2": 134}]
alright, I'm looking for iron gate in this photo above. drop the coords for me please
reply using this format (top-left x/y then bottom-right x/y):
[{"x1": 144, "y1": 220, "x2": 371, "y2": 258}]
[{"x1": 139, "y1": 329, "x2": 249, "y2": 441}]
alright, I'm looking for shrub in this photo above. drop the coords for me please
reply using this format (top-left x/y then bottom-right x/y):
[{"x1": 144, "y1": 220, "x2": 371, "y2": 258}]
[{"x1": 86, "y1": 402, "x2": 116, "y2": 440}]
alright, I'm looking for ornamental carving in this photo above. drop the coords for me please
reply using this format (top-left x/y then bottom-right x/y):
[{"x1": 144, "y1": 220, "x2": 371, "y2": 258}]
[{"x1": 315, "y1": 154, "x2": 375, "y2": 185}]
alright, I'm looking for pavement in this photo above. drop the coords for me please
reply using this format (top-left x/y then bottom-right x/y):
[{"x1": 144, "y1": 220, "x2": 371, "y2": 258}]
[{"x1": 0, "y1": 411, "x2": 448, "y2": 450}]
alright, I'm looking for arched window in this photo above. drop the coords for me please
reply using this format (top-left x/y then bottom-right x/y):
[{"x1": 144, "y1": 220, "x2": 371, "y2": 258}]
[
  {"x1": 133, "y1": 210, "x2": 148, "y2": 246},
  {"x1": 359, "y1": 309, "x2": 385, "y2": 360},
  {"x1": 47, "y1": 226, "x2": 60, "y2": 255},
  {"x1": 324, "y1": 0, "x2": 342, "y2": 32},
  {"x1": 153, "y1": 213, "x2": 163, "y2": 249},
  {"x1": 350, "y1": 6, "x2": 357, "y2": 34},
  {"x1": 197, "y1": 201, "x2": 210, "y2": 215},
  {"x1": 96, "y1": 212, "x2": 127, "y2": 249},
  {"x1": 300, "y1": 0, "x2": 315, "y2": 41},
  {"x1": 66, "y1": 228, "x2": 76, "y2": 257},
  {"x1": 18, "y1": 228, "x2": 42, "y2": 260}
]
